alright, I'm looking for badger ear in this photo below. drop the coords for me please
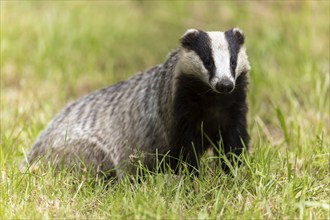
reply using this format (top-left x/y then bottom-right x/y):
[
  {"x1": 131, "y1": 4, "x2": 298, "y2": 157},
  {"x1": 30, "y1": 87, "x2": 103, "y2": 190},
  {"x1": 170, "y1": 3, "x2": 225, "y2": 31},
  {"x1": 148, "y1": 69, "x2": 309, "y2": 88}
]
[
  {"x1": 180, "y1": 29, "x2": 199, "y2": 48},
  {"x1": 232, "y1": 27, "x2": 245, "y2": 45}
]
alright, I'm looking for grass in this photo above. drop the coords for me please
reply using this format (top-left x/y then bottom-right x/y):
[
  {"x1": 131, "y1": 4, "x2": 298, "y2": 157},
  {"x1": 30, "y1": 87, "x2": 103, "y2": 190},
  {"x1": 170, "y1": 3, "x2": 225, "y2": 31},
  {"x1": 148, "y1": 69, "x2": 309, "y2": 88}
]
[{"x1": 1, "y1": 1, "x2": 329, "y2": 219}]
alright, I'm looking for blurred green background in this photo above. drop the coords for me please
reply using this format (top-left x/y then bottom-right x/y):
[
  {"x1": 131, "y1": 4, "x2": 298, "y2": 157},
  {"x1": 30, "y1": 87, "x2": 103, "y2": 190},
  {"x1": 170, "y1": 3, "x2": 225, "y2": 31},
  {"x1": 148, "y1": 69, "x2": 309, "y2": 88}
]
[{"x1": 1, "y1": 1, "x2": 329, "y2": 219}]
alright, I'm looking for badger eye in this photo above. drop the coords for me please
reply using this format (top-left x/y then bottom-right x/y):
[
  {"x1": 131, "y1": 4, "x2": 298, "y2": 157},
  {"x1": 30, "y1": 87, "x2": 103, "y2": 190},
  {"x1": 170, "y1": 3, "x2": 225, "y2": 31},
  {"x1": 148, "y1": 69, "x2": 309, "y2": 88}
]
[
  {"x1": 230, "y1": 58, "x2": 237, "y2": 67},
  {"x1": 204, "y1": 58, "x2": 214, "y2": 69}
]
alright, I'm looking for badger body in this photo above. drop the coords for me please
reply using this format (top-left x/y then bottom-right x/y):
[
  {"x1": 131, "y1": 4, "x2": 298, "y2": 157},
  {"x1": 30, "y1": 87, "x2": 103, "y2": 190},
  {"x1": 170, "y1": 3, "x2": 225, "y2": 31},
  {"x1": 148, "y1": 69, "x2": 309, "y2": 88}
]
[{"x1": 25, "y1": 28, "x2": 251, "y2": 178}]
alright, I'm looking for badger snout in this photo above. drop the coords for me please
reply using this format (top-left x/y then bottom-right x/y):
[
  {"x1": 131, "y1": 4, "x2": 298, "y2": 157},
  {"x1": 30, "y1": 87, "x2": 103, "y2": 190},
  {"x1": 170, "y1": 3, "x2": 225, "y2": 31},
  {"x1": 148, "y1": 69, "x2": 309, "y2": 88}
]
[{"x1": 215, "y1": 79, "x2": 234, "y2": 93}]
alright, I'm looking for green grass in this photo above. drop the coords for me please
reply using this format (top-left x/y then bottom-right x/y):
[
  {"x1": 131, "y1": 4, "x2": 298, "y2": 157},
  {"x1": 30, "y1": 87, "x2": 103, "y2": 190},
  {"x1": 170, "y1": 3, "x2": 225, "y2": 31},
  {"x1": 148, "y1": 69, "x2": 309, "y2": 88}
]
[{"x1": 1, "y1": 1, "x2": 329, "y2": 219}]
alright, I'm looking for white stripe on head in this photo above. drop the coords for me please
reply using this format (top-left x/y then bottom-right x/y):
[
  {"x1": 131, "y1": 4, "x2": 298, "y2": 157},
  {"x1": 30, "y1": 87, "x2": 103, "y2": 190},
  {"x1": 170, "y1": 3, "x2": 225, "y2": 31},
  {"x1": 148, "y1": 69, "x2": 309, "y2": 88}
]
[{"x1": 207, "y1": 32, "x2": 235, "y2": 86}]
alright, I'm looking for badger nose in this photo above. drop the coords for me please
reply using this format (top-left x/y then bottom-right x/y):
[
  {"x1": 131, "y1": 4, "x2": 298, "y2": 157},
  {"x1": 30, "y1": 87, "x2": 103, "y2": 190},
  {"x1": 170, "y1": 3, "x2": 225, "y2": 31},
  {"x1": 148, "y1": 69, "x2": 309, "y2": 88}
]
[{"x1": 215, "y1": 79, "x2": 234, "y2": 93}]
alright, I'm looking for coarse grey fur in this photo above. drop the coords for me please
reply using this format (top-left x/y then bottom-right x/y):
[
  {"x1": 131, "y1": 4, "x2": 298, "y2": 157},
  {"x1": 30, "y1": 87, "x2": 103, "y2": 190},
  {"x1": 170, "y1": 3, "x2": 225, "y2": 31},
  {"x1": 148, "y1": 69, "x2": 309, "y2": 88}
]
[{"x1": 23, "y1": 28, "x2": 251, "y2": 178}]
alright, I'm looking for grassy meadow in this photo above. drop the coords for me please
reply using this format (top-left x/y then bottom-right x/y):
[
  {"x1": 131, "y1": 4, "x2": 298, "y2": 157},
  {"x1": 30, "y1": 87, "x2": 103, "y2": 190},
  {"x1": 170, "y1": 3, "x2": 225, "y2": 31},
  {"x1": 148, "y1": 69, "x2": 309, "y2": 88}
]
[{"x1": 1, "y1": 1, "x2": 329, "y2": 219}]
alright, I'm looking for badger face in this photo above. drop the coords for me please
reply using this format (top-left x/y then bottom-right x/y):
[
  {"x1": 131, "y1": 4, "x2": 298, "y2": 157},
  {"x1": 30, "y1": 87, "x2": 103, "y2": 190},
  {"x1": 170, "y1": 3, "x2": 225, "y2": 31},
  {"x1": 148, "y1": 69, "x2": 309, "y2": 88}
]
[{"x1": 179, "y1": 28, "x2": 250, "y2": 94}]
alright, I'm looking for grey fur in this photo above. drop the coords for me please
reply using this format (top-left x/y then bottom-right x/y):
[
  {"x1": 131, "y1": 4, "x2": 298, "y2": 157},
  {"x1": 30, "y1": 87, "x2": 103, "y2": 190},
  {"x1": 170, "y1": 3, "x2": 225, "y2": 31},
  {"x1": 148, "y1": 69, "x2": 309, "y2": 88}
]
[{"x1": 25, "y1": 52, "x2": 179, "y2": 178}]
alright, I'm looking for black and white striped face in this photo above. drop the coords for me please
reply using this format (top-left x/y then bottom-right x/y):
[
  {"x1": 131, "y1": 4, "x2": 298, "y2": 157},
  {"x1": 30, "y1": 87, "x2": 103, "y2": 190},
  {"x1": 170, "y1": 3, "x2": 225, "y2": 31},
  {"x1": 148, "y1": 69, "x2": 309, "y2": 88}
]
[{"x1": 179, "y1": 28, "x2": 250, "y2": 93}]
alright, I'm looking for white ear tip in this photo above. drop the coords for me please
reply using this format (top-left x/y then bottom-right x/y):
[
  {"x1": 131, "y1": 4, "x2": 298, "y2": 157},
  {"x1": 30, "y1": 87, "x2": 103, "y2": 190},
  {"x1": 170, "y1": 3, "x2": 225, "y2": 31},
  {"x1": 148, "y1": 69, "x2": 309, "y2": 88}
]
[
  {"x1": 184, "y1": 29, "x2": 199, "y2": 35},
  {"x1": 233, "y1": 27, "x2": 244, "y2": 34}
]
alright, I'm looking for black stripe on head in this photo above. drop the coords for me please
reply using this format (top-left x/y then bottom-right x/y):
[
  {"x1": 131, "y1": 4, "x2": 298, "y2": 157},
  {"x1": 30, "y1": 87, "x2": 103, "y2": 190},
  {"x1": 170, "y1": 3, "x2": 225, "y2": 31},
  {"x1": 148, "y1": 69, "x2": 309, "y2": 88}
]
[
  {"x1": 225, "y1": 28, "x2": 244, "y2": 77},
  {"x1": 180, "y1": 30, "x2": 215, "y2": 78}
]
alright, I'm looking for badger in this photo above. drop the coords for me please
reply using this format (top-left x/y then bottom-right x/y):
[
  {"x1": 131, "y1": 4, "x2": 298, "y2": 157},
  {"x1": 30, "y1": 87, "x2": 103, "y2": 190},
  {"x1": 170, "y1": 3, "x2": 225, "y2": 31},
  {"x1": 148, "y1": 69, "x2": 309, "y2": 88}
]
[{"x1": 23, "y1": 28, "x2": 251, "y2": 178}]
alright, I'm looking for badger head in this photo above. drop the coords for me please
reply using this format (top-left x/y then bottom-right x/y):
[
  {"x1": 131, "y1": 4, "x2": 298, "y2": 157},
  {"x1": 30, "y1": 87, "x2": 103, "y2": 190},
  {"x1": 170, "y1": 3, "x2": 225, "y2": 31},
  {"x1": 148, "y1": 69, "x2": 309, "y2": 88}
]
[{"x1": 178, "y1": 28, "x2": 250, "y2": 94}]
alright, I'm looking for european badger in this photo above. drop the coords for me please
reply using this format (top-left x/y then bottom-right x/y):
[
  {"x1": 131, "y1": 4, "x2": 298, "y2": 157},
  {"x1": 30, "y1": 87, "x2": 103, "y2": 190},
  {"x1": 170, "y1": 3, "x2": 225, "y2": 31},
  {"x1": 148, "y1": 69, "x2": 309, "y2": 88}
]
[{"x1": 24, "y1": 28, "x2": 251, "y2": 178}]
